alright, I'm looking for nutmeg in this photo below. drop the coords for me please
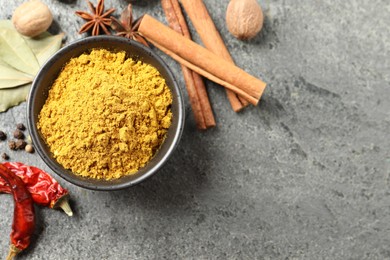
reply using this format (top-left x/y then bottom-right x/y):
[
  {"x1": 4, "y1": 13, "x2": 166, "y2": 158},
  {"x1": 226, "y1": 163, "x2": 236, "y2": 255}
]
[
  {"x1": 12, "y1": 0, "x2": 53, "y2": 37},
  {"x1": 226, "y1": 0, "x2": 264, "y2": 40}
]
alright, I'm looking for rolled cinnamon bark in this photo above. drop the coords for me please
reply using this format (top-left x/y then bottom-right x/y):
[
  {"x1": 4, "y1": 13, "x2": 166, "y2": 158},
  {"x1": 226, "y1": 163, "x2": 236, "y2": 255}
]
[
  {"x1": 138, "y1": 15, "x2": 267, "y2": 105},
  {"x1": 180, "y1": 65, "x2": 207, "y2": 129},
  {"x1": 181, "y1": 0, "x2": 249, "y2": 112},
  {"x1": 170, "y1": 0, "x2": 216, "y2": 128},
  {"x1": 161, "y1": 0, "x2": 215, "y2": 129}
]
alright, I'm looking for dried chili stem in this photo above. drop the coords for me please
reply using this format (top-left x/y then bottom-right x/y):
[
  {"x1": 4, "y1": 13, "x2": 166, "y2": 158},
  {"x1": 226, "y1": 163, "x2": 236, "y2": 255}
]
[
  {"x1": 6, "y1": 245, "x2": 21, "y2": 260},
  {"x1": 53, "y1": 194, "x2": 73, "y2": 217}
]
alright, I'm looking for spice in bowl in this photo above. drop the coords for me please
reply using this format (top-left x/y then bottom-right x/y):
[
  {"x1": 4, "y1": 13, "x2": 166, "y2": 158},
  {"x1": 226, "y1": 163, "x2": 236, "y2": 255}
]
[{"x1": 37, "y1": 49, "x2": 173, "y2": 180}]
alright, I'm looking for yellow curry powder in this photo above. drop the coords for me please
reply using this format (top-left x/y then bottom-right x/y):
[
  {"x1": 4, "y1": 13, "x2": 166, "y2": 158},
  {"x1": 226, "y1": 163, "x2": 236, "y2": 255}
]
[{"x1": 38, "y1": 49, "x2": 173, "y2": 180}]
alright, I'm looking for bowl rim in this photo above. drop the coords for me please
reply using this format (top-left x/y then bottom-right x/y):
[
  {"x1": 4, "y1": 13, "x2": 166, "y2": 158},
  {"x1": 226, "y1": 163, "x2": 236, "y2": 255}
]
[{"x1": 27, "y1": 36, "x2": 185, "y2": 191}]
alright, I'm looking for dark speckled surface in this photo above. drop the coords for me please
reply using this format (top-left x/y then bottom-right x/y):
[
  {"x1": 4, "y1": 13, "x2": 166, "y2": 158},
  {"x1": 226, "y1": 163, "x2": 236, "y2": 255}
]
[{"x1": 1, "y1": 0, "x2": 390, "y2": 259}]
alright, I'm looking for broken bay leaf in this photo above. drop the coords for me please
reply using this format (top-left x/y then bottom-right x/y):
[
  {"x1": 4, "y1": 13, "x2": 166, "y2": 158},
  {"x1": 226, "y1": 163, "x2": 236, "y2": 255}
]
[
  {"x1": 0, "y1": 61, "x2": 33, "y2": 89},
  {"x1": 0, "y1": 83, "x2": 31, "y2": 112},
  {"x1": 0, "y1": 20, "x2": 63, "y2": 112},
  {"x1": 0, "y1": 20, "x2": 64, "y2": 66},
  {"x1": 0, "y1": 20, "x2": 13, "y2": 29},
  {"x1": 24, "y1": 32, "x2": 64, "y2": 66},
  {"x1": 0, "y1": 28, "x2": 39, "y2": 75}
]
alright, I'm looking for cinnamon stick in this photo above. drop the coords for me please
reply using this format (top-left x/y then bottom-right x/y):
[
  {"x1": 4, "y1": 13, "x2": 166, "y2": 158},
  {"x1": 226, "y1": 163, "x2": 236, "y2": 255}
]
[
  {"x1": 161, "y1": 0, "x2": 215, "y2": 129},
  {"x1": 138, "y1": 15, "x2": 266, "y2": 105},
  {"x1": 191, "y1": 71, "x2": 215, "y2": 127},
  {"x1": 181, "y1": 0, "x2": 249, "y2": 112},
  {"x1": 171, "y1": 0, "x2": 216, "y2": 128},
  {"x1": 181, "y1": 66, "x2": 207, "y2": 129},
  {"x1": 168, "y1": 0, "x2": 216, "y2": 128}
]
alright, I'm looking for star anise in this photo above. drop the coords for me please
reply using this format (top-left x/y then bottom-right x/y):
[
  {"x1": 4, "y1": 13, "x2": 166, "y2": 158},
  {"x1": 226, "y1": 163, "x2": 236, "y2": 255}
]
[
  {"x1": 110, "y1": 4, "x2": 149, "y2": 47},
  {"x1": 75, "y1": 0, "x2": 115, "y2": 36}
]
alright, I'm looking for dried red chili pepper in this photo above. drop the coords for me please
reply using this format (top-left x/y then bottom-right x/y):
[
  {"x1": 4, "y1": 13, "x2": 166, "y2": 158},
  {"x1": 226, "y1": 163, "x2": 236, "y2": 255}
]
[
  {"x1": 0, "y1": 162, "x2": 73, "y2": 216},
  {"x1": 0, "y1": 164, "x2": 35, "y2": 260}
]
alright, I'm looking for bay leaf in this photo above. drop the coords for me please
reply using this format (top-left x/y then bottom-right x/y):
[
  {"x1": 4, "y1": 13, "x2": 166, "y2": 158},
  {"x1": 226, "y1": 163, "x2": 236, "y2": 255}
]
[
  {"x1": 24, "y1": 32, "x2": 64, "y2": 66},
  {"x1": 0, "y1": 20, "x2": 63, "y2": 112},
  {"x1": 0, "y1": 20, "x2": 13, "y2": 29},
  {"x1": 0, "y1": 83, "x2": 31, "y2": 112},
  {"x1": 0, "y1": 61, "x2": 33, "y2": 89},
  {"x1": 0, "y1": 28, "x2": 39, "y2": 76}
]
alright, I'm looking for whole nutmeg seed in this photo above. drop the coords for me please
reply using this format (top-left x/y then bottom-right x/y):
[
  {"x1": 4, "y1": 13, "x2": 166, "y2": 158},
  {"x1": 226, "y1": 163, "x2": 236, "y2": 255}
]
[
  {"x1": 226, "y1": 0, "x2": 264, "y2": 40},
  {"x1": 12, "y1": 0, "x2": 53, "y2": 37}
]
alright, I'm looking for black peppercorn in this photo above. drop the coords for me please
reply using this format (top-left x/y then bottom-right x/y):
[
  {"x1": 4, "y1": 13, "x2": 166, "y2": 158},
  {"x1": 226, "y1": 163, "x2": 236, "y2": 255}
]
[
  {"x1": 13, "y1": 129, "x2": 24, "y2": 139},
  {"x1": 8, "y1": 140, "x2": 17, "y2": 150},
  {"x1": 15, "y1": 140, "x2": 27, "y2": 150},
  {"x1": 0, "y1": 131, "x2": 6, "y2": 140},
  {"x1": 16, "y1": 123, "x2": 26, "y2": 131},
  {"x1": 1, "y1": 153, "x2": 9, "y2": 160}
]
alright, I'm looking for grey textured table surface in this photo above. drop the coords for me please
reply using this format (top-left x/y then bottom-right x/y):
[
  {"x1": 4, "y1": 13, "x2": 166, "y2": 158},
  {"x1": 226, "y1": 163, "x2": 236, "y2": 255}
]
[{"x1": 1, "y1": 0, "x2": 390, "y2": 259}]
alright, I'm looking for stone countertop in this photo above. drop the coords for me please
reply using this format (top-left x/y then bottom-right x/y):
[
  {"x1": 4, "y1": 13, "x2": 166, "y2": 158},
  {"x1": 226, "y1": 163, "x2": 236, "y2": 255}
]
[{"x1": 1, "y1": 0, "x2": 389, "y2": 259}]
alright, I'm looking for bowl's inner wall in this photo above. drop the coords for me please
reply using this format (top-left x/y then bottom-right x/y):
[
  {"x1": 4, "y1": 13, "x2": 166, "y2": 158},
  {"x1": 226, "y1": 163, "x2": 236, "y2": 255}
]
[{"x1": 29, "y1": 37, "x2": 183, "y2": 190}]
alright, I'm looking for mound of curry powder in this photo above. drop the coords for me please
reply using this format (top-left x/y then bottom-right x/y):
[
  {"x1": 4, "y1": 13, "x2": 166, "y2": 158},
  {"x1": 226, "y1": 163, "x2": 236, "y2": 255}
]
[{"x1": 38, "y1": 49, "x2": 172, "y2": 180}]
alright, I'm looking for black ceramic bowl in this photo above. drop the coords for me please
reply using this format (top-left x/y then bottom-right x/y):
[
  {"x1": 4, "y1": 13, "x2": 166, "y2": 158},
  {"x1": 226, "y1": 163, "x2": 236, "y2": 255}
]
[{"x1": 27, "y1": 36, "x2": 185, "y2": 191}]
